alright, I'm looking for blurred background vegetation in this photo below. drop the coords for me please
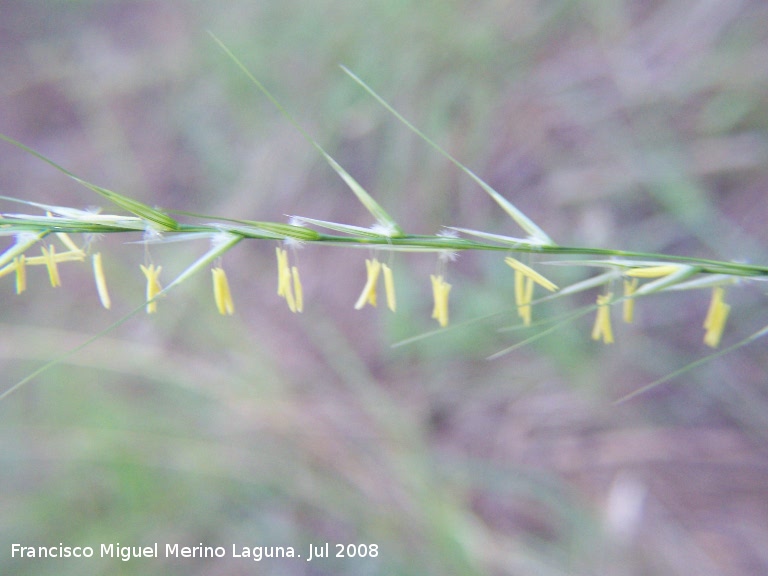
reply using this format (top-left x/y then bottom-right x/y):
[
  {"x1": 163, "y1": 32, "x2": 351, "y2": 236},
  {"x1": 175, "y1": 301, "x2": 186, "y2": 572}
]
[{"x1": 1, "y1": 1, "x2": 767, "y2": 574}]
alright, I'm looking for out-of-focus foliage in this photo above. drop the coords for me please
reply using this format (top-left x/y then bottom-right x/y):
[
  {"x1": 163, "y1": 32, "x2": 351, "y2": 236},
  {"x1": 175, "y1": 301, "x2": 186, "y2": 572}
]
[{"x1": 1, "y1": 2, "x2": 768, "y2": 575}]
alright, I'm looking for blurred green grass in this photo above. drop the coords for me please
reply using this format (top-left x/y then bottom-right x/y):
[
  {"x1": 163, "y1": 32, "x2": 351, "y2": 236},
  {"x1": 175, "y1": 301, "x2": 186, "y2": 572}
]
[{"x1": 2, "y1": 1, "x2": 768, "y2": 575}]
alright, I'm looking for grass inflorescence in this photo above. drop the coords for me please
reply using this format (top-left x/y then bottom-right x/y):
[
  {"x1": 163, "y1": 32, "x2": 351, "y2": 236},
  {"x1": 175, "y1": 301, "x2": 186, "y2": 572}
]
[{"x1": 1, "y1": 38, "x2": 766, "y2": 402}]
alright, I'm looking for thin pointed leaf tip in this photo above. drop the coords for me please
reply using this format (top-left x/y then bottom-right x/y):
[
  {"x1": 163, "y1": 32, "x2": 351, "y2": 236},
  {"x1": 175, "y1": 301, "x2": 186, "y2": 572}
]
[
  {"x1": 209, "y1": 34, "x2": 403, "y2": 237},
  {"x1": 339, "y1": 65, "x2": 555, "y2": 246},
  {"x1": 0, "y1": 134, "x2": 178, "y2": 231}
]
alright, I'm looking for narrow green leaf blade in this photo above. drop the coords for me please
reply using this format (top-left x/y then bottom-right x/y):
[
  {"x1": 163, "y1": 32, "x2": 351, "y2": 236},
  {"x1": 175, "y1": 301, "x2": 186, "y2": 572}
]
[
  {"x1": 0, "y1": 134, "x2": 178, "y2": 230},
  {"x1": 209, "y1": 33, "x2": 403, "y2": 237},
  {"x1": 340, "y1": 66, "x2": 555, "y2": 246}
]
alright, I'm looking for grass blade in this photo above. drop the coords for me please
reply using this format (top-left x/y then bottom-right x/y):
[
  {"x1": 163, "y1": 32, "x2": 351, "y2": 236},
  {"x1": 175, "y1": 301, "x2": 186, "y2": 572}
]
[
  {"x1": 0, "y1": 134, "x2": 178, "y2": 231},
  {"x1": 209, "y1": 33, "x2": 404, "y2": 237},
  {"x1": 340, "y1": 66, "x2": 555, "y2": 246}
]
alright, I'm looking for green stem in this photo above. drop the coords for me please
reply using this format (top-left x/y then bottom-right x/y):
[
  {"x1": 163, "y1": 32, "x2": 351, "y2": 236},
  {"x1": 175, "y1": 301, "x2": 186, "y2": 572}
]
[{"x1": 3, "y1": 216, "x2": 767, "y2": 277}]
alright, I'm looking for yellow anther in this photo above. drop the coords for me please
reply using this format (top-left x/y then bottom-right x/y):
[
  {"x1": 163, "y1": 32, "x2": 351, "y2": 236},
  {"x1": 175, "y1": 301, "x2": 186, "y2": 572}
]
[
  {"x1": 211, "y1": 267, "x2": 235, "y2": 315},
  {"x1": 514, "y1": 267, "x2": 525, "y2": 318},
  {"x1": 15, "y1": 255, "x2": 26, "y2": 295},
  {"x1": 591, "y1": 293, "x2": 614, "y2": 344},
  {"x1": 291, "y1": 265, "x2": 303, "y2": 313},
  {"x1": 522, "y1": 276, "x2": 534, "y2": 325},
  {"x1": 382, "y1": 263, "x2": 396, "y2": 312},
  {"x1": 25, "y1": 250, "x2": 85, "y2": 266},
  {"x1": 625, "y1": 265, "x2": 681, "y2": 278},
  {"x1": 354, "y1": 258, "x2": 382, "y2": 310},
  {"x1": 41, "y1": 245, "x2": 61, "y2": 287},
  {"x1": 276, "y1": 247, "x2": 300, "y2": 313},
  {"x1": 504, "y1": 257, "x2": 558, "y2": 291},
  {"x1": 703, "y1": 287, "x2": 730, "y2": 348},
  {"x1": 430, "y1": 274, "x2": 451, "y2": 327},
  {"x1": 140, "y1": 263, "x2": 162, "y2": 314},
  {"x1": 623, "y1": 278, "x2": 638, "y2": 324},
  {"x1": 0, "y1": 257, "x2": 27, "y2": 294},
  {"x1": 92, "y1": 253, "x2": 111, "y2": 309},
  {"x1": 55, "y1": 231, "x2": 83, "y2": 254},
  {"x1": 276, "y1": 247, "x2": 290, "y2": 297},
  {"x1": 506, "y1": 257, "x2": 557, "y2": 326},
  {"x1": 512, "y1": 271, "x2": 534, "y2": 326},
  {"x1": 703, "y1": 286, "x2": 723, "y2": 329}
]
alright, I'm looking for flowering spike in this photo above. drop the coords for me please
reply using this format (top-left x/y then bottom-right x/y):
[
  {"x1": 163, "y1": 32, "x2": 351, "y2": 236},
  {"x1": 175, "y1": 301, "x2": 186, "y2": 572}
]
[
  {"x1": 41, "y1": 245, "x2": 62, "y2": 287},
  {"x1": 15, "y1": 256, "x2": 27, "y2": 295},
  {"x1": 703, "y1": 287, "x2": 730, "y2": 348},
  {"x1": 140, "y1": 263, "x2": 163, "y2": 314},
  {"x1": 591, "y1": 293, "x2": 614, "y2": 344},
  {"x1": 291, "y1": 265, "x2": 303, "y2": 313},
  {"x1": 382, "y1": 263, "x2": 396, "y2": 312},
  {"x1": 211, "y1": 267, "x2": 235, "y2": 315},
  {"x1": 354, "y1": 258, "x2": 382, "y2": 309},
  {"x1": 92, "y1": 252, "x2": 111, "y2": 309},
  {"x1": 430, "y1": 274, "x2": 451, "y2": 327},
  {"x1": 623, "y1": 278, "x2": 638, "y2": 323}
]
